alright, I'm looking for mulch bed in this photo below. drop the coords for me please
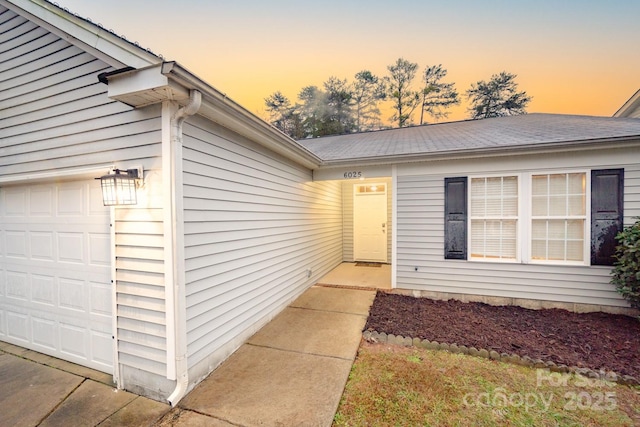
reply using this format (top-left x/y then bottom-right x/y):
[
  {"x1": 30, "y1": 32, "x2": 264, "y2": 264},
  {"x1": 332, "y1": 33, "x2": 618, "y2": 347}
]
[{"x1": 365, "y1": 292, "x2": 640, "y2": 379}]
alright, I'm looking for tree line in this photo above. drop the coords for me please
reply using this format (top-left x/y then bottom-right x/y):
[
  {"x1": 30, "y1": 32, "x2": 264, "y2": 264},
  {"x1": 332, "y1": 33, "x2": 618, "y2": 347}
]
[{"x1": 264, "y1": 57, "x2": 532, "y2": 139}]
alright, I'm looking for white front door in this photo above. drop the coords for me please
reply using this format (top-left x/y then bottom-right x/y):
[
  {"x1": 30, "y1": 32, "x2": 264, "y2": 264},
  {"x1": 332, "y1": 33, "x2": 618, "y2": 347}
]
[
  {"x1": 353, "y1": 183, "x2": 387, "y2": 262},
  {"x1": 0, "y1": 179, "x2": 113, "y2": 373}
]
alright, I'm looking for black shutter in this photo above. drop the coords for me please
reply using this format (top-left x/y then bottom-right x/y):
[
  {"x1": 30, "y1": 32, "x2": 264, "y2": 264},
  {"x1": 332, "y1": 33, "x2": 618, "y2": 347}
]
[
  {"x1": 591, "y1": 169, "x2": 624, "y2": 266},
  {"x1": 444, "y1": 177, "x2": 467, "y2": 259}
]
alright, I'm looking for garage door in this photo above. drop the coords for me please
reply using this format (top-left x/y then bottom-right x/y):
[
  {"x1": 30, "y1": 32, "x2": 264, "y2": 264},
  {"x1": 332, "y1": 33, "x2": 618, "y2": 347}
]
[{"x1": 0, "y1": 179, "x2": 113, "y2": 373}]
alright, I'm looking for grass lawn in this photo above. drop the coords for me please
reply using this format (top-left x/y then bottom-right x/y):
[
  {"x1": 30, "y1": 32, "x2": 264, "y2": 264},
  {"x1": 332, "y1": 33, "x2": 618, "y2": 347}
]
[{"x1": 334, "y1": 341, "x2": 640, "y2": 426}]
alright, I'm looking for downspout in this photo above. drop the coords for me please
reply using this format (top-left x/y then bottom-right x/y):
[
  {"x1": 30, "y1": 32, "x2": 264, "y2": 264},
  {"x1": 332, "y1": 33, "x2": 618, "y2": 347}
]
[{"x1": 167, "y1": 89, "x2": 201, "y2": 406}]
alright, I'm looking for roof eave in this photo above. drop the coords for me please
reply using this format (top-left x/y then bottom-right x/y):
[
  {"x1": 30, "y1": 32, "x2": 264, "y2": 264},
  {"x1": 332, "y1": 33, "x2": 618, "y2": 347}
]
[
  {"x1": 160, "y1": 62, "x2": 321, "y2": 169},
  {"x1": 3, "y1": 0, "x2": 161, "y2": 68},
  {"x1": 315, "y1": 136, "x2": 640, "y2": 168},
  {"x1": 613, "y1": 89, "x2": 640, "y2": 117},
  {"x1": 101, "y1": 62, "x2": 321, "y2": 169}
]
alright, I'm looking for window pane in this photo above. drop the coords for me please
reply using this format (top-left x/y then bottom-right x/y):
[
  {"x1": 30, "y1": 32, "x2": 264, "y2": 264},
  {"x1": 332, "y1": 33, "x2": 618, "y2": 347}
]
[
  {"x1": 485, "y1": 198, "x2": 502, "y2": 215},
  {"x1": 549, "y1": 195, "x2": 567, "y2": 216},
  {"x1": 503, "y1": 197, "x2": 518, "y2": 216},
  {"x1": 503, "y1": 176, "x2": 518, "y2": 195},
  {"x1": 470, "y1": 220, "x2": 484, "y2": 257},
  {"x1": 471, "y1": 178, "x2": 485, "y2": 196},
  {"x1": 548, "y1": 240, "x2": 565, "y2": 260},
  {"x1": 486, "y1": 177, "x2": 502, "y2": 197},
  {"x1": 532, "y1": 239, "x2": 546, "y2": 259},
  {"x1": 566, "y1": 220, "x2": 584, "y2": 239},
  {"x1": 549, "y1": 174, "x2": 567, "y2": 195},
  {"x1": 568, "y1": 173, "x2": 585, "y2": 194},
  {"x1": 532, "y1": 196, "x2": 547, "y2": 216},
  {"x1": 503, "y1": 220, "x2": 517, "y2": 239},
  {"x1": 532, "y1": 219, "x2": 546, "y2": 238},
  {"x1": 532, "y1": 175, "x2": 547, "y2": 196},
  {"x1": 566, "y1": 240, "x2": 584, "y2": 261},
  {"x1": 470, "y1": 178, "x2": 486, "y2": 216},
  {"x1": 548, "y1": 220, "x2": 566, "y2": 239},
  {"x1": 503, "y1": 239, "x2": 517, "y2": 259},
  {"x1": 568, "y1": 195, "x2": 585, "y2": 216}
]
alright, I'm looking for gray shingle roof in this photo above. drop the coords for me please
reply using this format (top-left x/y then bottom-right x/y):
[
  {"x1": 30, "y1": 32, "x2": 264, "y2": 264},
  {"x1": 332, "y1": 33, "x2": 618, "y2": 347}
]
[{"x1": 298, "y1": 114, "x2": 640, "y2": 163}]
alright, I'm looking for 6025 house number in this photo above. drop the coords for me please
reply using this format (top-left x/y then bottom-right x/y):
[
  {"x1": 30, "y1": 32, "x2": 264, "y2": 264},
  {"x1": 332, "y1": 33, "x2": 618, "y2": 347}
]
[{"x1": 343, "y1": 171, "x2": 363, "y2": 179}]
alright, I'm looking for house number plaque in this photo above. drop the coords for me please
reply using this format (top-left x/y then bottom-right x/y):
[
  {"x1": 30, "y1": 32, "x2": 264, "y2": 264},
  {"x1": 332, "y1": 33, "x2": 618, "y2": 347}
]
[{"x1": 343, "y1": 171, "x2": 363, "y2": 179}]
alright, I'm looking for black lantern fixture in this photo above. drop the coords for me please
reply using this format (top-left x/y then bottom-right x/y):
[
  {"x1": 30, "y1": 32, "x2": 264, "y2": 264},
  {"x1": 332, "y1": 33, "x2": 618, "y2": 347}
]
[{"x1": 98, "y1": 168, "x2": 140, "y2": 206}]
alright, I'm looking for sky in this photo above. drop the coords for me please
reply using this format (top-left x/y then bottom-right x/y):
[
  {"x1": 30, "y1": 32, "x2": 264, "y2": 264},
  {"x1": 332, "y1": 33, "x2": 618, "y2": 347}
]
[{"x1": 55, "y1": 0, "x2": 639, "y2": 124}]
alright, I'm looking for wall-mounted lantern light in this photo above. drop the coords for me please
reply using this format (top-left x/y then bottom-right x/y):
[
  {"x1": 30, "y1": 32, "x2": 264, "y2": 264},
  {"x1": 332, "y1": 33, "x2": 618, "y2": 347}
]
[{"x1": 98, "y1": 168, "x2": 141, "y2": 206}]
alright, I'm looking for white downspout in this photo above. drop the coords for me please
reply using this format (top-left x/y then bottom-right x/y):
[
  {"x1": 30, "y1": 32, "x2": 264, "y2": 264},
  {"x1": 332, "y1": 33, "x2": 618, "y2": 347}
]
[{"x1": 167, "y1": 89, "x2": 201, "y2": 406}]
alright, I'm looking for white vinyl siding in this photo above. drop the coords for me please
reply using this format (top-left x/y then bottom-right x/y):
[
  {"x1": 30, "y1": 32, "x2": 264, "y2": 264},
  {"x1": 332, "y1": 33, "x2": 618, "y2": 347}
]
[
  {"x1": 181, "y1": 116, "x2": 342, "y2": 371},
  {"x1": 1, "y1": 10, "x2": 167, "y2": 383},
  {"x1": 395, "y1": 147, "x2": 640, "y2": 307}
]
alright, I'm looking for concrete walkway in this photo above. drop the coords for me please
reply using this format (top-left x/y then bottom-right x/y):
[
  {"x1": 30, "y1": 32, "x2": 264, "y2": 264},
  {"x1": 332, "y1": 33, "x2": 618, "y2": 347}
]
[
  {"x1": 0, "y1": 285, "x2": 375, "y2": 427},
  {"x1": 317, "y1": 262, "x2": 391, "y2": 289}
]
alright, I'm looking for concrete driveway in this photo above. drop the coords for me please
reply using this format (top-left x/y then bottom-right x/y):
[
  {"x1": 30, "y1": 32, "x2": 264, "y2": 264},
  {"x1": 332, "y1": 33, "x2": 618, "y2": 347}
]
[{"x1": 0, "y1": 285, "x2": 375, "y2": 426}]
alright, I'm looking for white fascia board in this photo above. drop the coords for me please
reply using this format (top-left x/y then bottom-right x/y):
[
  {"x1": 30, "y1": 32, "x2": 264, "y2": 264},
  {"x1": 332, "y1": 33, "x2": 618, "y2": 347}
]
[
  {"x1": 613, "y1": 89, "x2": 640, "y2": 117},
  {"x1": 100, "y1": 60, "x2": 320, "y2": 169},
  {"x1": 314, "y1": 137, "x2": 640, "y2": 170},
  {"x1": 3, "y1": 0, "x2": 160, "y2": 69},
  {"x1": 160, "y1": 62, "x2": 322, "y2": 170}
]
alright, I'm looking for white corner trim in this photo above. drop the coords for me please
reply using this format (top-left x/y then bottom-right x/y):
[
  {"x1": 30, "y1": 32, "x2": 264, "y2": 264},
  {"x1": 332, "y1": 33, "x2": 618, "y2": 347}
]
[{"x1": 391, "y1": 165, "x2": 398, "y2": 289}]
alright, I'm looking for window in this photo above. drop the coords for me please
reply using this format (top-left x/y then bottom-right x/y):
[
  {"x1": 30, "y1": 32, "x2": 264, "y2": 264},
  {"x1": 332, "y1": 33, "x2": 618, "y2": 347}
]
[
  {"x1": 443, "y1": 169, "x2": 624, "y2": 266},
  {"x1": 469, "y1": 176, "x2": 518, "y2": 260},
  {"x1": 531, "y1": 173, "x2": 586, "y2": 262}
]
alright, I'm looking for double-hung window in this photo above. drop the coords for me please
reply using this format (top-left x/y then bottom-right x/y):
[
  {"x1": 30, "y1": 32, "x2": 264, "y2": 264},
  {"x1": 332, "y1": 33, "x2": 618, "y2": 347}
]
[
  {"x1": 531, "y1": 173, "x2": 587, "y2": 263},
  {"x1": 469, "y1": 176, "x2": 518, "y2": 261}
]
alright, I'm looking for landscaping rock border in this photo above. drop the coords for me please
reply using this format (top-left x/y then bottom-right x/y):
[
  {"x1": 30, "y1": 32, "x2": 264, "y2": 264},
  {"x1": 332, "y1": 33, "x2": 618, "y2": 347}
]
[{"x1": 362, "y1": 330, "x2": 640, "y2": 387}]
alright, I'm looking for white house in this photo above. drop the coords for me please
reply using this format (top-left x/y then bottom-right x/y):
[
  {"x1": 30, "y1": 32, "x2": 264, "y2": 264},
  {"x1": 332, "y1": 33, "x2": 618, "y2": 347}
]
[
  {"x1": 302, "y1": 114, "x2": 640, "y2": 312},
  {"x1": 1, "y1": 0, "x2": 639, "y2": 405}
]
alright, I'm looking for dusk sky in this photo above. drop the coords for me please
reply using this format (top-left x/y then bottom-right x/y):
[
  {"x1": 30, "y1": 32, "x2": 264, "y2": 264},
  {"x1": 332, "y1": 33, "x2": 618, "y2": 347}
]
[{"x1": 56, "y1": 0, "x2": 638, "y2": 124}]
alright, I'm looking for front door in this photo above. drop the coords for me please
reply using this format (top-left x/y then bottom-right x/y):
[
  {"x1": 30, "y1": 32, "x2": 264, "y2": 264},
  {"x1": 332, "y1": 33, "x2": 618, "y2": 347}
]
[{"x1": 353, "y1": 183, "x2": 387, "y2": 262}]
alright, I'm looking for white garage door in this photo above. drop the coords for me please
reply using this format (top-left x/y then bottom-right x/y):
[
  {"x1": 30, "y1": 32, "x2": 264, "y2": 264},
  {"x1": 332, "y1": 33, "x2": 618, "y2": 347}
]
[{"x1": 0, "y1": 179, "x2": 113, "y2": 373}]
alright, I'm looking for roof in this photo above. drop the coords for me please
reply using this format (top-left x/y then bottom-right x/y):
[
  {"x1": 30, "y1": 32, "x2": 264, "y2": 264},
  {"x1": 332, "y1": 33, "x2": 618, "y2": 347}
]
[{"x1": 299, "y1": 114, "x2": 640, "y2": 165}]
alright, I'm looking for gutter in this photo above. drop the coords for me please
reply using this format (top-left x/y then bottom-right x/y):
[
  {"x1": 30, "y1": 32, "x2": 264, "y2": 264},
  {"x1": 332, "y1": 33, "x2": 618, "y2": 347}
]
[
  {"x1": 166, "y1": 89, "x2": 202, "y2": 407},
  {"x1": 311, "y1": 136, "x2": 640, "y2": 169},
  {"x1": 160, "y1": 61, "x2": 322, "y2": 169}
]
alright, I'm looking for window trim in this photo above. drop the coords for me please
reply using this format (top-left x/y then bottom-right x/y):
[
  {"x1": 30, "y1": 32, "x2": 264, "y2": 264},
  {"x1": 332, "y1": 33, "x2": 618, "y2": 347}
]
[
  {"x1": 467, "y1": 173, "x2": 521, "y2": 263},
  {"x1": 526, "y1": 170, "x2": 591, "y2": 266},
  {"x1": 466, "y1": 170, "x2": 591, "y2": 266}
]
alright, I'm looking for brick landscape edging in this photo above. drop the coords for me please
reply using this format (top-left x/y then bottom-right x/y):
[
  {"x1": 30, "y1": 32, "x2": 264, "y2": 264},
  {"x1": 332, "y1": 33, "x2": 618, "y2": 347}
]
[{"x1": 362, "y1": 330, "x2": 639, "y2": 387}]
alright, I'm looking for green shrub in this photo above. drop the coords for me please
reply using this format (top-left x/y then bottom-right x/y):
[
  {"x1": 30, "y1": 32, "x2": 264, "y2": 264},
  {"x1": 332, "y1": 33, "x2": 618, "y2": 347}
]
[{"x1": 611, "y1": 219, "x2": 640, "y2": 309}]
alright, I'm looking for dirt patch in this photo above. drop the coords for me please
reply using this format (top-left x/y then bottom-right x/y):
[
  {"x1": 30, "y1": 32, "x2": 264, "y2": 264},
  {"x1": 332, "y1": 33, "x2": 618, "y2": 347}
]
[{"x1": 365, "y1": 292, "x2": 640, "y2": 379}]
